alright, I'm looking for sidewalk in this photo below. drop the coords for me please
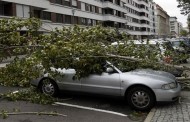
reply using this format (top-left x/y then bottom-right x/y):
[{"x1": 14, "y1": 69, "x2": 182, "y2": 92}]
[
  {"x1": 1, "y1": 55, "x2": 26, "y2": 63},
  {"x1": 0, "y1": 55, "x2": 26, "y2": 68},
  {"x1": 144, "y1": 91, "x2": 190, "y2": 122}
]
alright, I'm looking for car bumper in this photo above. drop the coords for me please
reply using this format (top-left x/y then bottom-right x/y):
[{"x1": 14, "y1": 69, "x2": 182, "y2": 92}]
[{"x1": 153, "y1": 83, "x2": 181, "y2": 102}]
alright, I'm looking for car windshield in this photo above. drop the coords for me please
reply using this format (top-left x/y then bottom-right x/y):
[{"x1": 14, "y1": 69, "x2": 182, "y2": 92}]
[
  {"x1": 171, "y1": 40, "x2": 187, "y2": 47},
  {"x1": 172, "y1": 41, "x2": 181, "y2": 47},
  {"x1": 109, "y1": 60, "x2": 138, "y2": 72},
  {"x1": 161, "y1": 41, "x2": 173, "y2": 50}
]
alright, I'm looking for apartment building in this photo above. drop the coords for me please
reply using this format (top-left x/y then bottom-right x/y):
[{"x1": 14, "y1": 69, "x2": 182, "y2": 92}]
[
  {"x1": 148, "y1": 1, "x2": 157, "y2": 38},
  {"x1": 154, "y1": 4, "x2": 170, "y2": 38},
  {"x1": 123, "y1": 0, "x2": 157, "y2": 39},
  {"x1": 169, "y1": 17, "x2": 183, "y2": 37},
  {"x1": 0, "y1": 0, "x2": 157, "y2": 39}
]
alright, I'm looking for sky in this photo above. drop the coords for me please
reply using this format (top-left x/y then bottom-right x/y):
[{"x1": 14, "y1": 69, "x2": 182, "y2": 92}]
[{"x1": 153, "y1": 0, "x2": 188, "y2": 27}]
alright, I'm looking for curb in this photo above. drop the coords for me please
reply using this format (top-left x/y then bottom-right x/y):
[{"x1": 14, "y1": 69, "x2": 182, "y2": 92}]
[
  {"x1": 0, "y1": 63, "x2": 9, "y2": 68},
  {"x1": 144, "y1": 108, "x2": 156, "y2": 122}
]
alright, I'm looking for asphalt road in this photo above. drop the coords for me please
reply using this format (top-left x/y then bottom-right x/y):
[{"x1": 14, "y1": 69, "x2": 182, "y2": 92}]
[
  {"x1": 0, "y1": 85, "x2": 147, "y2": 122},
  {"x1": 0, "y1": 100, "x2": 132, "y2": 122}
]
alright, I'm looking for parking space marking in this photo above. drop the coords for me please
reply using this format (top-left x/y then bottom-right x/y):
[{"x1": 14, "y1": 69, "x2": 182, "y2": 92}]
[
  {"x1": 12, "y1": 90, "x2": 19, "y2": 94},
  {"x1": 54, "y1": 102, "x2": 128, "y2": 117}
]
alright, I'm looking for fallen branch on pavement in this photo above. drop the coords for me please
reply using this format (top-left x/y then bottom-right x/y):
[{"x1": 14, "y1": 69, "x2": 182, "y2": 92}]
[
  {"x1": 0, "y1": 111, "x2": 67, "y2": 119},
  {"x1": 177, "y1": 77, "x2": 190, "y2": 81}
]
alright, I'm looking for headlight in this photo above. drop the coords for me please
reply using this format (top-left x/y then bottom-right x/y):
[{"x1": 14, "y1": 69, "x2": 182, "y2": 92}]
[{"x1": 162, "y1": 82, "x2": 177, "y2": 90}]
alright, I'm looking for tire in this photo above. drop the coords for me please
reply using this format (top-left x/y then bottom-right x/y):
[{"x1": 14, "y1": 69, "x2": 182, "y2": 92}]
[
  {"x1": 126, "y1": 86, "x2": 155, "y2": 111},
  {"x1": 39, "y1": 78, "x2": 58, "y2": 97}
]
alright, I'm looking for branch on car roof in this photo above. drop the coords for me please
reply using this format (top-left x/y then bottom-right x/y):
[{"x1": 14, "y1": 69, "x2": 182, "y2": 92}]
[{"x1": 107, "y1": 54, "x2": 190, "y2": 71}]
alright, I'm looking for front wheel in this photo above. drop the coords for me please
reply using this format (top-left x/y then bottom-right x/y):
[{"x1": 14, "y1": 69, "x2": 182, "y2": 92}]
[
  {"x1": 127, "y1": 86, "x2": 155, "y2": 111},
  {"x1": 39, "y1": 78, "x2": 58, "y2": 97}
]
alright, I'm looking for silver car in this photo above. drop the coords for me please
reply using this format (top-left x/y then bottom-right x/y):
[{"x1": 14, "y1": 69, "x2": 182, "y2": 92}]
[{"x1": 31, "y1": 62, "x2": 181, "y2": 110}]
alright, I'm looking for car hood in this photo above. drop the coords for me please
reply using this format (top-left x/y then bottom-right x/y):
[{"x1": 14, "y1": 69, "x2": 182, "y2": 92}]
[{"x1": 127, "y1": 69, "x2": 176, "y2": 81}]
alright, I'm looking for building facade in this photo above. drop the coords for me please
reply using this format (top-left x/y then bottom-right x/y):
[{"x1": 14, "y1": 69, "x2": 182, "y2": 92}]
[
  {"x1": 170, "y1": 17, "x2": 178, "y2": 37},
  {"x1": 178, "y1": 22, "x2": 183, "y2": 36},
  {"x1": 0, "y1": 0, "x2": 157, "y2": 39},
  {"x1": 155, "y1": 4, "x2": 170, "y2": 38},
  {"x1": 169, "y1": 17, "x2": 183, "y2": 37}
]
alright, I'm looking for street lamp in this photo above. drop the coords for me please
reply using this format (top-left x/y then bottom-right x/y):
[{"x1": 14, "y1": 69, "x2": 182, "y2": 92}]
[{"x1": 72, "y1": 9, "x2": 76, "y2": 25}]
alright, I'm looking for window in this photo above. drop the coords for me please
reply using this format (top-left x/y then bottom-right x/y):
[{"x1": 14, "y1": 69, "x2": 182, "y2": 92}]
[
  {"x1": 16, "y1": 4, "x2": 30, "y2": 18},
  {"x1": 0, "y1": 2, "x2": 3, "y2": 15},
  {"x1": 81, "y1": 18, "x2": 87, "y2": 25},
  {"x1": 65, "y1": 15, "x2": 71, "y2": 24},
  {"x1": 33, "y1": 10, "x2": 41, "y2": 18},
  {"x1": 55, "y1": 0, "x2": 62, "y2": 4},
  {"x1": 87, "y1": 19, "x2": 92, "y2": 26},
  {"x1": 64, "y1": 0, "x2": 70, "y2": 6},
  {"x1": 42, "y1": 11, "x2": 51, "y2": 20},
  {"x1": 91, "y1": 6, "x2": 95, "y2": 13},
  {"x1": 99, "y1": 8, "x2": 102, "y2": 14},
  {"x1": 0, "y1": 2, "x2": 14, "y2": 16},
  {"x1": 73, "y1": 16, "x2": 78, "y2": 24},
  {"x1": 81, "y1": 2, "x2": 85, "y2": 11},
  {"x1": 85, "y1": 4, "x2": 90, "y2": 11},
  {"x1": 92, "y1": 20, "x2": 96, "y2": 26},
  {"x1": 72, "y1": 0, "x2": 77, "y2": 6},
  {"x1": 95, "y1": 6, "x2": 99, "y2": 13},
  {"x1": 56, "y1": 14, "x2": 63, "y2": 23}
]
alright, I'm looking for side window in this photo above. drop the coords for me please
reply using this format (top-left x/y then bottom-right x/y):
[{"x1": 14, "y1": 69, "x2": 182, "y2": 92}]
[{"x1": 102, "y1": 64, "x2": 118, "y2": 73}]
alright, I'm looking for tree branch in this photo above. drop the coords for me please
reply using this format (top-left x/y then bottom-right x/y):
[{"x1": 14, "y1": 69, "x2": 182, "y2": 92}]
[
  {"x1": 0, "y1": 111, "x2": 67, "y2": 117},
  {"x1": 106, "y1": 54, "x2": 190, "y2": 70}
]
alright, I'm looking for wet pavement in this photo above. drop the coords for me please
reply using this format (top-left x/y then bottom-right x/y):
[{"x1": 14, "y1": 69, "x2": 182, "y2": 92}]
[{"x1": 145, "y1": 91, "x2": 190, "y2": 122}]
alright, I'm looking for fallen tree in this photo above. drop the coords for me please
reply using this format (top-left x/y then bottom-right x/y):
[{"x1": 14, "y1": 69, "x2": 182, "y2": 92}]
[
  {"x1": 0, "y1": 17, "x2": 189, "y2": 87},
  {"x1": 1, "y1": 18, "x2": 190, "y2": 105}
]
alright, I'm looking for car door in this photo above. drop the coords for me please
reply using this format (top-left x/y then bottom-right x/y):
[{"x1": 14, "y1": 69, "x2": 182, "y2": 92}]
[
  {"x1": 81, "y1": 67, "x2": 121, "y2": 96},
  {"x1": 55, "y1": 69, "x2": 81, "y2": 91}
]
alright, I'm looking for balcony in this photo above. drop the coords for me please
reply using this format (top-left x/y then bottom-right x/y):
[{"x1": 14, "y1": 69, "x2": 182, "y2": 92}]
[
  {"x1": 104, "y1": 0, "x2": 121, "y2": 6},
  {"x1": 2, "y1": 0, "x2": 49, "y2": 9},
  {"x1": 102, "y1": 1, "x2": 126, "y2": 13},
  {"x1": 103, "y1": 8, "x2": 125, "y2": 18},
  {"x1": 103, "y1": 14, "x2": 127, "y2": 23},
  {"x1": 140, "y1": 8, "x2": 149, "y2": 14},
  {"x1": 140, "y1": 20, "x2": 149, "y2": 26},
  {"x1": 138, "y1": 0, "x2": 149, "y2": 6},
  {"x1": 140, "y1": 16, "x2": 150, "y2": 21},
  {"x1": 103, "y1": 21, "x2": 125, "y2": 29}
]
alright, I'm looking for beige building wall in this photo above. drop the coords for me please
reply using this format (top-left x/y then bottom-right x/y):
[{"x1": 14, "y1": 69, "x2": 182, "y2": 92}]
[{"x1": 155, "y1": 4, "x2": 170, "y2": 38}]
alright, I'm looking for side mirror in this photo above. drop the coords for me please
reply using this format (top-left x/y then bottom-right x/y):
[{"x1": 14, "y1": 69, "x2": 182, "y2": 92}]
[{"x1": 106, "y1": 67, "x2": 114, "y2": 73}]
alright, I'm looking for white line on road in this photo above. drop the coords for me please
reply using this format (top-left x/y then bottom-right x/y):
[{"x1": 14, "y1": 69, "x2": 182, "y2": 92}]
[
  {"x1": 12, "y1": 90, "x2": 19, "y2": 94},
  {"x1": 54, "y1": 102, "x2": 128, "y2": 117},
  {"x1": 0, "y1": 63, "x2": 9, "y2": 68}
]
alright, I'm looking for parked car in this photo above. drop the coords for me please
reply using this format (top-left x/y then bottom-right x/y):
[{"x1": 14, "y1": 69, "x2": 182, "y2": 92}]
[
  {"x1": 31, "y1": 61, "x2": 181, "y2": 111},
  {"x1": 131, "y1": 39, "x2": 174, "y2": 63},
  {"x1": 169, "y1": 38, "x2": 190, "y2": 63},
  {"x1": 170, "y1": 38, "x2": 188, "y2": 53},
  {"x1": 111, "y1": 39, "x2": 183, "y2": 76},
  {"x1": 180, "y1": 37, "x2": 190, "y2": 49}
]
